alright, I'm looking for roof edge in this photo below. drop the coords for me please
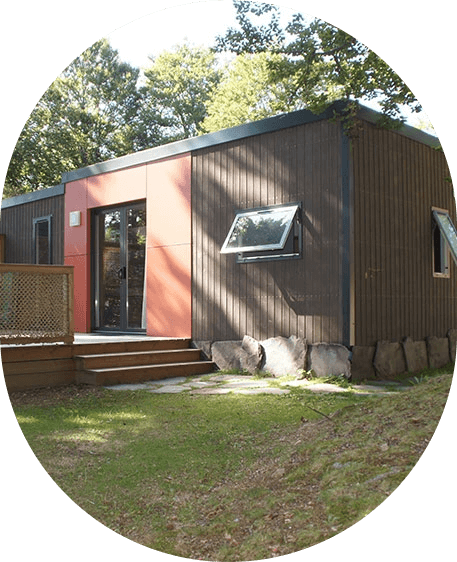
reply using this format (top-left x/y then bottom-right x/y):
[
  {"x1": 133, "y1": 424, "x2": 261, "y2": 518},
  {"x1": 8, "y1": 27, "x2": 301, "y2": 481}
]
[
  {"x1": 2, "y1": 102, "x2": 440, "y2": 193},
  {"x1": 1, "y1": 183, "x2": 65, "y2": 209},
  {"x1": 61, "y1": 102, "x2": 349, "y2": 183}
]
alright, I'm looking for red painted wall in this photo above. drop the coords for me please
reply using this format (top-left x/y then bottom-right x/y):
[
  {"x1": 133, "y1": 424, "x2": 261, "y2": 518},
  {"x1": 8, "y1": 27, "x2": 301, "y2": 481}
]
[{"x1": 64, "y1": 154, "x2": 192, "y2": 337}]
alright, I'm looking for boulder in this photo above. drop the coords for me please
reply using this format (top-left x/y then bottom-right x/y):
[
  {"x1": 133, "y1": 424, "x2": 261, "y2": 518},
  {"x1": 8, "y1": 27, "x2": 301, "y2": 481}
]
[
  {"x1": 211, "y1": 341, "x2": 244, "y2": 371},
  {"x1": 351, "y1": 346, "x2": 376, "y2": 381},
  {"x1": 373, "y1": 341, "x2": 407, "y2": 378},
  {"x1": 240, "y1": 335, "x2": 264, "y2": 373},
  {"x1": 447, "y1": 329, "x2": 457, "y2": 363},
  {"x1": 402, "y1": 337, "x2": 428, "y2": 373},
  {"x1": 191, "y1": 340, "x2": 212, "y2": 361},
  {"x1": 211, "y1": 337, "x2": 264, "y2": 374},
  {"x1": 260, "y1": 335, "x2": 307, "y2": 377},
  {"x1": 426, "y1": 336, "x2": 451, "y2": 369},
  {"x1": 307, "y1": 343, "x2": 351, "y2": 379}
]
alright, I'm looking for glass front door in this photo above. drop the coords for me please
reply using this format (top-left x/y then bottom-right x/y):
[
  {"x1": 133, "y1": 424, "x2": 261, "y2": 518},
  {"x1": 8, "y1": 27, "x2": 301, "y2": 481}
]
[{"x1": 93, "y1": 202, "x2": 146, "y2": 332}]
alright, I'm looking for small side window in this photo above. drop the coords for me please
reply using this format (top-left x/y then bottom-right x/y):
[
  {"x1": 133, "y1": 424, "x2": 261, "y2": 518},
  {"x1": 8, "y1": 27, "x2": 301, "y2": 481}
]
[
  {"x1": 33, "y1": 215, "x2": 52, "y2": 264},
  {"x1": 433, "y1": 221, "x2": 449, "y2": 276},
  {"x1": 432, "y1": 208, "x2": 457, "y2": 277}
]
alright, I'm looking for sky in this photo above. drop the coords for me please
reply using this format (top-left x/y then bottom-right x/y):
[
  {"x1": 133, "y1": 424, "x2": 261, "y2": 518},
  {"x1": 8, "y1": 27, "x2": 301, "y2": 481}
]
[
  {"x1": 104, "y1": 0, "x2": 427, "y2": 129},
  {"x1": 106, "y1": 1, "x2": 244, "y2": 67},
  {"x1": 106, "y1": 0, "x2": 301, "y2": 68}
]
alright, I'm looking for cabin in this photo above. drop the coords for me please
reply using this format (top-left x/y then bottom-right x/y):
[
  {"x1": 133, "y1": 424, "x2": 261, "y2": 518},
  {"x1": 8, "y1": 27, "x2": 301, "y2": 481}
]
[{"x1": 1, "y1": 101, "x2": 456, "y2": 380}]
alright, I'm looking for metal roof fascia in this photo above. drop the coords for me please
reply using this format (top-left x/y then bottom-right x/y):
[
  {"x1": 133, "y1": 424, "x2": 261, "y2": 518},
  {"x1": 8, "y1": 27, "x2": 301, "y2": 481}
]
[
  {"x1": 60, "y1": 104, "x2": 342, "y2": 184},
  {"x1": 1, "y1": 183, "x2": 65, "y2": 209}
]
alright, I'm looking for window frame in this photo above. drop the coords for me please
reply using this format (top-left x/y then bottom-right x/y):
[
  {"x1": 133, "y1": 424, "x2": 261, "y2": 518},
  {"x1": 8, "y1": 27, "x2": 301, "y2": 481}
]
[
  {"x1": 431, "y1": 207, "x2": 457, "y2": 278},
  {"x1": 33, "y1": 215, "x2": 53, "y2": 265},
  {"x1": 220, "y1": 202, "x2": 303, "y2": 264}
]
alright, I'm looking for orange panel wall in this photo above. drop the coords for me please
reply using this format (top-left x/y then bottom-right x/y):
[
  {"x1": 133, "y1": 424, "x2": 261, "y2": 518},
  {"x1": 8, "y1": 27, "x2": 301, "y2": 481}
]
[
  {"x1": 146, "y1": 155, "x2": 192, "y2": 337},
  {"x1": 64, "y1": 155, "x2": 192, "y2": 336}
]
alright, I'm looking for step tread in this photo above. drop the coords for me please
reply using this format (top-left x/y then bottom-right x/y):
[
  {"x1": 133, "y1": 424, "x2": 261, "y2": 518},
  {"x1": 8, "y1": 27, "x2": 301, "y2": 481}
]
[
  {"x1": 74, "y1": 348, "x2": 200, "y2": 360},
  {"x1": 76, "y1": 360, "x2": 215, "y2": 386},
  {"x1": 85, "y1": 360, "x2": 214, "y2": 374}
]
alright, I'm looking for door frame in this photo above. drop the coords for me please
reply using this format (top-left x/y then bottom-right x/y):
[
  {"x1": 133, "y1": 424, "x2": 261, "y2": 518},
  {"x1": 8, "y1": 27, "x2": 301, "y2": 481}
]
[{"x1": 91, "y1": 200, "x2": 147, "y2": 334}]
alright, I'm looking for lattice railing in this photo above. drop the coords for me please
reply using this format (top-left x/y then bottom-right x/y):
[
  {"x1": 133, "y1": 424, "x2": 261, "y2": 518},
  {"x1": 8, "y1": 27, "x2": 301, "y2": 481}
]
[{"x1": 0, "y1": 264, "x2": 74, "y2": 344}]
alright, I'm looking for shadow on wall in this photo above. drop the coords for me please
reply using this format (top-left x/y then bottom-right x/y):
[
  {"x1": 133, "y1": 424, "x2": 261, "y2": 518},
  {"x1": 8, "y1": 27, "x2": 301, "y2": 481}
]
[{"x1": 192, "y1": 120, "x2": 345, "y2": 344}]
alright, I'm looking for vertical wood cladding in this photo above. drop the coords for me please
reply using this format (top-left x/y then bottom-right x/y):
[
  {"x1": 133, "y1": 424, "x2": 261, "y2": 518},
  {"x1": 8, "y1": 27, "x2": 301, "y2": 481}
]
[
  {"x1": 0, "y1": 194, "x2": 65, "y2": 264},
  {"x1": 192, "y1": 121, "x2": 345, "y2": 343},
  {"x1": 352, "y1": 121, "x2": 456, "y2": 346}
]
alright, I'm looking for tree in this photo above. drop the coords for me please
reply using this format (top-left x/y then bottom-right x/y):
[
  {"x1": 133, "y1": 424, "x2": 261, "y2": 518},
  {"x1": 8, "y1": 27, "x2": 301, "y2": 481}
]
[
  {"x1": 4, "y1": 39, "x2": 149, "y2": 196},
  {"x1": 214, "y1": 1, "x2": 422, "y2": 125},
  {"x1": 202, "y1": 51, "x2": 301, "y2": 133},
  {"x1": 142, "y1": 43, "x2": 221, "y2": 140}
]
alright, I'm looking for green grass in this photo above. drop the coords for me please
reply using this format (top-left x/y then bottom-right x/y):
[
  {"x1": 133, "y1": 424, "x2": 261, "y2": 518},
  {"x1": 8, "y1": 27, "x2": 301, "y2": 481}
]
[{"x1": 11, "y1": 364, "x2": 454, "y2": 561}]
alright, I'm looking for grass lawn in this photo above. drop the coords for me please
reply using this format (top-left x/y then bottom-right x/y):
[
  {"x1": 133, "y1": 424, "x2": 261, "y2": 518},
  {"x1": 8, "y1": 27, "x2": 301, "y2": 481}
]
[{"x1": 10, "y1": 365, "x2": 453, "y2": 561}]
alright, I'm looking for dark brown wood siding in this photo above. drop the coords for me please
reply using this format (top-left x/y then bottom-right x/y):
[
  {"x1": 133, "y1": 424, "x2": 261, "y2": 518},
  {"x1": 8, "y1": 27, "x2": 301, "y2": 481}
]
[
  {"x1": 192, "y1": 120, "x2": 345, "y2": 343},
  {"x1": 352, "y1": 121, "x2": 456, "y2": 346},
  {"x1": 0, "y1": 194, "x2": 65, "y2": 264}
]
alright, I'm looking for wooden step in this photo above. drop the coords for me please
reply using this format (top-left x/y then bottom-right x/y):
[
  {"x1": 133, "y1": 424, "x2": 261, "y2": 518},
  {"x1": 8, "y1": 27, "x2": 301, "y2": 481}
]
[
  {"x1": 76, "y1": 361, "x2": 215, "y2": 386},
  {"x1": 74, "y1": 348, "x2": 201, "y2": 370},
  {"x1": 72, "y1": 338, "x2": 191, "y2": 357}
]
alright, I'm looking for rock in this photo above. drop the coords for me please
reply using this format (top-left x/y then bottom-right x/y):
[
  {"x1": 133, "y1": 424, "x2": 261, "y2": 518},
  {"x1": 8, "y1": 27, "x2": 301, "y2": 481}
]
[
  {"x1": 402, "y1": 337, "x2": 428, "y2": 373},
  {"x1": 240, "y1": 335, "x2": 264, "y2": 373},
  {"x1": 191, "y1": 340, "x2": 213, "y2": 361},
  {"x1": 211, "y1": 337, "x2": 264, "y2": 374},
  {"x1": 447, "y1": 329, "x2": 457, "y2": 363},
  {"x1": 426, "y1": 336, "x2": 450, "y2": 369},
  {"x1": 211, "y1": 340, "x2": 244, "y2": 371},
  {"x1": 350, "y1": 346, "x2": 376, "y2": 381},
  {"x1": 260, "y1": 335, "x2": 307, "y2": 377},
  {"x1": 373, "y1": 341, "x2": 407, "y2": 378},
  {"x1": 307, "y1": 343, "x2": 351, "y2": 379}
]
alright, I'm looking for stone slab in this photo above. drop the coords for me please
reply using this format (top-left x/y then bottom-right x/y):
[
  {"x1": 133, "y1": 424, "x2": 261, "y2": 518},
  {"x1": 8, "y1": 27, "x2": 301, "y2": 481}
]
[
  {"x1": 402, "y1": 338, "x2": 428, "y2": 373},
  {"x1": 211, "y1": 340, "x2": 244, "y2": 371},
  {"x1": 148, "y1": 385, "x2": 190, "y2": 394},
  {"x1": 191, "y1": 340, "x2": 213, "y2": 361},
  {"x1": 373, "y1": 341, "x2": 407, "y2": 378},
  {"x1": 105, "y1": 384, "x2": 150, "y2": 391},
  {"x1": 240, "y1": 335, "x2": 264, "y2": 373},
  {"x1": 426, "y1": 336, "x2": 451, "y2": 369},
  {"x1": 234, "y1": 387, "x2": 289, "y2": 395},
  {"x1": 211, "y1": 339, "x2": 263, "y2": 373},
  {"x1": 307, "y1": 343, "x2": 351, "y2": 378},
  {"x1": 145, "y1": 377, "x2": 188, "y2": 386},
  {"x1": 447, "y1": 329, "x2": 457, "y2": 363},
  {"x1": 305, "y1": 383, "x2": 350, "y2": 393},
  {"x1": 350, "y1": 346, "x2": 376, "y2": 381},
  {"x1": 260, "y1": 336, "x2": 307, "y2": 377}
]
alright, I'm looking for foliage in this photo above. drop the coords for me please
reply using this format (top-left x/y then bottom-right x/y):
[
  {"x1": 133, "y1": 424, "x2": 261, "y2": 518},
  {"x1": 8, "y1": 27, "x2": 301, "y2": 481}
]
[
  {"x1": 214, "y1": 1, "x2": 422, "y2": 125},
  {"x1": 3, "y1": 1, "x2": 427, "y2": 196},
  {"x1": 143, "y1": 43, "x2": 221, "y2": 140},
  {"x1": 4, "y1": 39, "x2": 150, "y2": 197},
  {"x1": 202, "y1": 51, "x2": 300, "y2": 133}
]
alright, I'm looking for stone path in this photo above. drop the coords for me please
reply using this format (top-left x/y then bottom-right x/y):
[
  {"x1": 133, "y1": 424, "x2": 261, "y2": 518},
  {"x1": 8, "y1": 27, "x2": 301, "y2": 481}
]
[{"x1": 105, "y1": 374, "x2": 408, "y2": 395}]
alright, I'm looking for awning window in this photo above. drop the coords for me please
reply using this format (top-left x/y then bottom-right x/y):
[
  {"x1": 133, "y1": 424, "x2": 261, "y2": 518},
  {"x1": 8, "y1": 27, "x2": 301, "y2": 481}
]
[
  {"x1": 432, "y1": 209, "x2": 457, "y2": 265},
  {"x1": 221, "y1": 202, "x2": 302, "y2": 263}
]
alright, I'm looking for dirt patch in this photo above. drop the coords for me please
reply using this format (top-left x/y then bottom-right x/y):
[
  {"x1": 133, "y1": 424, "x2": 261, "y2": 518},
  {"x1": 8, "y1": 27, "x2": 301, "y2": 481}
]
[{"x1": 8, "y1": 384, "x2": 106, "y2": 408}]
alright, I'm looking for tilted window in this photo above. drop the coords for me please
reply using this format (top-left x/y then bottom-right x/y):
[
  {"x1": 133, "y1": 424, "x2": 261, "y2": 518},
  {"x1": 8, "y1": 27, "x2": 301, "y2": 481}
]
[
  {"x1": 221, "y1": 202, "x2": 302, "y2": 263},
  {"x1": 432, "y1": 208, "x2": 457, "y2": 276}
]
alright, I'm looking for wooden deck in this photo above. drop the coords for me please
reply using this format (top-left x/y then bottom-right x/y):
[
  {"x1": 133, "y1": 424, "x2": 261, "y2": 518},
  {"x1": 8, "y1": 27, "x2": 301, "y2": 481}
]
[{"x1": 1, "y1": 334, "x2": 215, "y2": 391}]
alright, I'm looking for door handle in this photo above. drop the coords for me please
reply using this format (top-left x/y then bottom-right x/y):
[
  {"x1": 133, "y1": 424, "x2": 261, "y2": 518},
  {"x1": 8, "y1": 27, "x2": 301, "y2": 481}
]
[{"x1": 117, "y1": 266, "x2": 126, "y2": 280}]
